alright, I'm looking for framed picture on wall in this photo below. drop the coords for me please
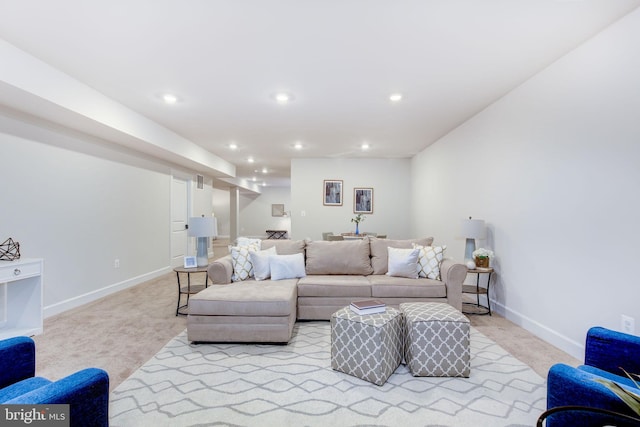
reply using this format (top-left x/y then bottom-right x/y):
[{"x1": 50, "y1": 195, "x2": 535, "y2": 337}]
[
  {"x1": 323, "y1": 180, "x2": 343, "y2": 206},
  {"x1": 354, "y1": 187, "x2": 373, "y2": 214},
  {"x1": 272, "y1": 204, "x2": 285, "y2": 217}
]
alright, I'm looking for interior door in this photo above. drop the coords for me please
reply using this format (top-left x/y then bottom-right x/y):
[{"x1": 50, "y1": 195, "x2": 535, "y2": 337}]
[{"x1": 171, "y1": 177, "x2": 189, "y2": 267}]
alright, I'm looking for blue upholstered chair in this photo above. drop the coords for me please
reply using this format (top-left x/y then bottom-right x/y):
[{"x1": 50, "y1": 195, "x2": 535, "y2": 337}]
[
  {"x1": 541, "y1": 327, "x2": 640, "y2": 426},
  {"x1": 0, "y1": 336, "x2": 109, "y2": 427}
]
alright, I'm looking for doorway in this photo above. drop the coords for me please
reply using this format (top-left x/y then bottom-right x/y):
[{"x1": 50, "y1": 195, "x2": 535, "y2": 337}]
[{"x1": 170, "y1": 177, "x2": 190, "y2": 267}]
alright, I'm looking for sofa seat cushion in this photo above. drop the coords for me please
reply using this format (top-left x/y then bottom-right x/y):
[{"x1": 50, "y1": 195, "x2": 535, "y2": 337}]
[
  {"x1": 297, "y1": 275, "x2": 371, "y2": 297},
  {"x1": 370, "y1": 237, "x2": 434, "y2": 275},
  {"x1": 305, "y1": 239, "x2": 373, "y2": 275},
  {"x1": 368, "y1": 275, "x2": 446, "y2": 298},
  {"x1": 188, "y1": 280, "x2": 298, "y2": 316}
]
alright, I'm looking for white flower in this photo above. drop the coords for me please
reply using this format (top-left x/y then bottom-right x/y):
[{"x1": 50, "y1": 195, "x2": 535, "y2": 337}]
[{"x1": 472, "y1": 248, "x2": 494, "y2": 258}]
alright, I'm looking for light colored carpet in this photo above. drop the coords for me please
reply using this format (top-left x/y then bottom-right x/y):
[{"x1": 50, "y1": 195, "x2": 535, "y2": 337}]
[{"x1": 110, "y1": 322, "x2": 546, "y2": 427}]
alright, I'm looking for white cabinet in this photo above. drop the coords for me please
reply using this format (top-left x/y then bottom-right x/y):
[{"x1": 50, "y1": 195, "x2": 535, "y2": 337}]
[{"x1": 0, "y1": 258, "x2": 43, "y2": 339}]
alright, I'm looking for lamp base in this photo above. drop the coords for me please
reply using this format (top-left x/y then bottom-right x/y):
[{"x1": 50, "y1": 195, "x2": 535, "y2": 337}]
[
  {"x1": 196, "y1": 237, "x2": 209, "y2": 267},
  {"x1": 464, "y1": 238, "x2": 476, "y2": 262}
]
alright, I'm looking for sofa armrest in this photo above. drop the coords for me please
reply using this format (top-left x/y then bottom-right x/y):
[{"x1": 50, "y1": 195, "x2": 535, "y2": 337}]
[
  {"x1": 207, "y1": 255, "x2": 234, "y2": 285},
  {"x1": 440, "y1": 259, "x2": 467, "y2": 312},
  {"x1": 6, "y1": 368, "x2": 109, "y2": 427},
  {"x1": 585, "y1": 326, "x2": 640, "y2": 377},
  {"x1": 0, "y1": 336, "x2": 35, "y2": 389}
]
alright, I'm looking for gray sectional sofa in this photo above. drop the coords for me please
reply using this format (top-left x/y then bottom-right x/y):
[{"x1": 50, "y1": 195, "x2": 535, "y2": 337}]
[{"x1": 186, "y1": 237, "x2": 467, "y2": 343}]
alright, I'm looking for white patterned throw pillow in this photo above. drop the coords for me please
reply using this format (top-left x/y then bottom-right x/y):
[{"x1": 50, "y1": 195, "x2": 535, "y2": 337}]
[
  {"x1": 413, "y1": 244, "x2": 446, "y2": 280},
  {"x1": 231, "y1": 243, "x2": 260, "y2": 281}
]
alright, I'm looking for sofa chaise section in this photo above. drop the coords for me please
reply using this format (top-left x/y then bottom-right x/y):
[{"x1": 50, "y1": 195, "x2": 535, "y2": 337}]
[
  {"x1": 187, "y1": 239, "x2": 306, "y2": 343},
  {"x1": 187, "y1": 279, "x2": 298, "y2": 343}
]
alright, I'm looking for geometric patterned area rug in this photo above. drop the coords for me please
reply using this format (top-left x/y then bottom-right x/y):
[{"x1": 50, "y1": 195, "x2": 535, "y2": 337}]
[{"x1": 110, "y1": 322, "x2": 546, "y2": 427}]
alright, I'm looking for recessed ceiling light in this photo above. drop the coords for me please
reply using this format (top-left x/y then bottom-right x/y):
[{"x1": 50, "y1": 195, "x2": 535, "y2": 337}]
[
  {"x1": 262, "y1": 168, "x2": 268, "y2": 174},
  {"x1": 252, "y1": 176, "x2": 257, "y2": 182},
  {"x1": 262, "y1": 182, "x2": 267, "y2": 187},
  {"x1": 229, "y1": 142, "x2": 238, "y2": 150},
  {"x1": 272, "y1": 92, "x2": 294, "y2": 104},
  {"x1": 162, "y1": 93, "x2": 179, "y2": 104},
  {"x1": 248, "y1": 157, "x2": 254, "y2": 163},
  {"x1": 361, "y1": 143, "x2": 370, "y2": 150},
  {"x1": 294, "y1": 142, "x2": 303, "y2": 150},
  {"x1": 389, "y1": 93, "x2": 402, "y2": 102}
]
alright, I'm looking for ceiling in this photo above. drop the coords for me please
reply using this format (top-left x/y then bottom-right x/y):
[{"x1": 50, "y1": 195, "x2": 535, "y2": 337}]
[{"x1": 1, "y1": 0, "x2": 639, "y2": 188}]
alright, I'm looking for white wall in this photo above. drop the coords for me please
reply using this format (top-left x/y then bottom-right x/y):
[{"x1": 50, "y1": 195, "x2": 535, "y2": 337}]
[
  {"x1": 192, "y1": 177, "x2": 214, "y2": 218},
  {"x1": 238, "y1": 186, "x2": 292, "y2": 238},
  {"x1": 291, "y1": 158, "x2": 412, "y2": 241},
  {"x1": 411, "y1": 8, "x2": 640, "y2": 358},
  {"x1": 0, "y1": 111, "x2": 216, "y2": 317},
  {"x1": 212, "y1": 187, "x2": 231, "y2": 238}
]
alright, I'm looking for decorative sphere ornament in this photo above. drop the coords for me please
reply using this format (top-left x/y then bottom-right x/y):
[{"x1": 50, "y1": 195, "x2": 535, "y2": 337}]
[{"x1": 466, "y1": 260, "x2": 476, "y2": 270}]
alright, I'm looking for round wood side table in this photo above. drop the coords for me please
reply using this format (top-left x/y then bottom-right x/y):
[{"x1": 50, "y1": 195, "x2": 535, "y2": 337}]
[
  {"x1": 462, "y1": 267, "x2": 494, "y2": 315},
  {"x1": 174, "y1": 265, "x2": 208, "y2": 316}
]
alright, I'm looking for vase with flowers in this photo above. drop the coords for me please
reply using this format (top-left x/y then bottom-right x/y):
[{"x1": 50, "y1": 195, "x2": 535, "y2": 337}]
[
  {"x1": 472, "y1": 248, "x2": 494, "y2": 268},
  {"x1": 351, "y1": 214, "x2": 366, "y2": 235}
]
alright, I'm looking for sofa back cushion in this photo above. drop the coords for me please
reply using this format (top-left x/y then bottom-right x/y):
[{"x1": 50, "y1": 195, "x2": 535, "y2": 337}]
[
  {"x1": 370, "y1": 237, "x2": 434, "y2": 275},
  {"x1": 261, "y1": 239, "x2": 306, "y2": 255},
  {"x1": 305, "y1": 239, "x2": 373, "y2": 275}
]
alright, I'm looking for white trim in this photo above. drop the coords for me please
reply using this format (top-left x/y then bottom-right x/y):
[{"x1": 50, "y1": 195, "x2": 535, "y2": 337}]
[
  {"x1": 43, "y1": 267, "x2": 171, "y2": 318},
  {"x1": 491, "y1": 299, "x2": 584, "y2": 360}
]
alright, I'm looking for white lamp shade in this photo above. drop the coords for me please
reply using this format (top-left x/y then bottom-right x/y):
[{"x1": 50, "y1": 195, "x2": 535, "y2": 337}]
[
  {"x1": 461, "y1": 218, "x2": 486, "y2": 239},
  {"x1": 188, "y1": 217, "x2": 217, "y2": 237}
]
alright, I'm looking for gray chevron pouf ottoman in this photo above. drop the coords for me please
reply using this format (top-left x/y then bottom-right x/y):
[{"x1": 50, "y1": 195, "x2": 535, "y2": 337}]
[
  {"x1": 400, "y1": 302, "x2": 470, "y2": 377},
  {"x1": 330, "y1": 306, "x2": 403, "y2": 386}
]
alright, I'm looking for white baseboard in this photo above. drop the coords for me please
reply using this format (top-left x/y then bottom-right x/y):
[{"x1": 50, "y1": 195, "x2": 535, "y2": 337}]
[
  {"x1": 43, "y1": 266, "x2": 172, "y2": 318},
  {"x1": 491, "y1": 299, "x2": 584, "y2": 360}
]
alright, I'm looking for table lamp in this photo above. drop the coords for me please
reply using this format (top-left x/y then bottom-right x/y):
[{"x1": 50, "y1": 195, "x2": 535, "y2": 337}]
[
  {"x1": 461, "y1": 217, "x2": 486, "y2": 261},
  {"x1": 188, "y1": 216, "x2": 217, "y2": 267}
]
